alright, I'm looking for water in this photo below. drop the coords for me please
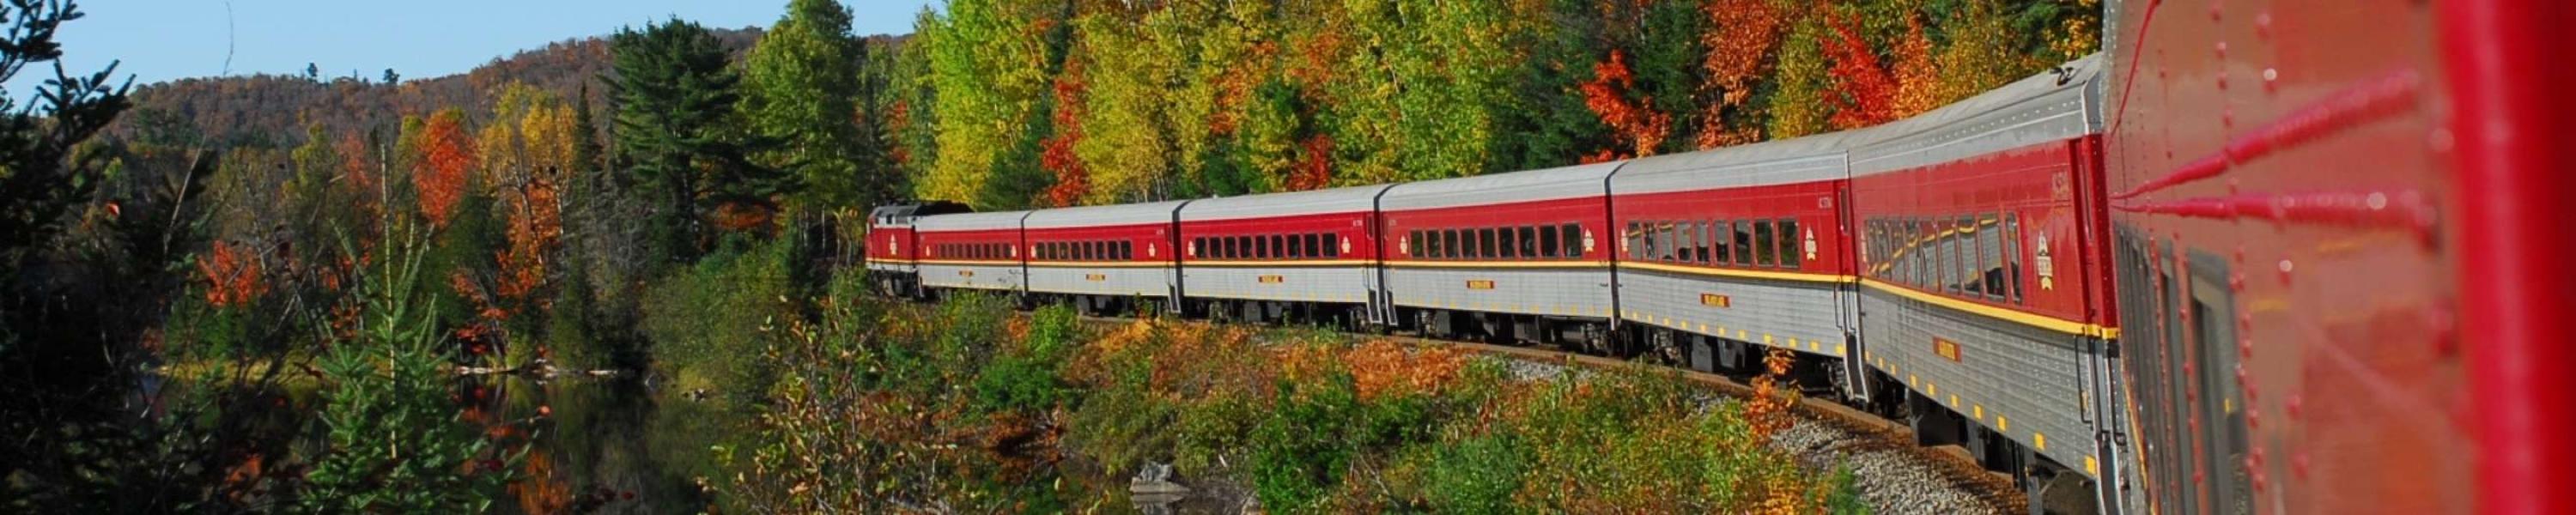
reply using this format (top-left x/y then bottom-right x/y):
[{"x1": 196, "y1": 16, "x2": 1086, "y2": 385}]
[{"x1": 460, "y1": 374, "x2": 719, "y2": 514}]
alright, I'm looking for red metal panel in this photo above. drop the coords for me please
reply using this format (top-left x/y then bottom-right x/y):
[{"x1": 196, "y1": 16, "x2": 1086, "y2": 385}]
[
  {"x1": 2104, "y1": 0, "x2": 2522, "y2": 511},
  {"x1": 1852, "y1": 139, "x2": 2097, "y2": 324},
  {"x1": 1382, "y1": 197, "x2": 1610, "y2": 264},
  {"x1": 1610, "y1": 179, "x2": 1850, "y2": 276},
  {"x1": 1025, "y1": 222, "x2": 1174, "y2": 264},
  {"x1": 1178, "y1": 211, "x2": 1380, "y2": 262},
  {"x1": 2436, "y1": 0, "x2": 2576, "y2": 513}
]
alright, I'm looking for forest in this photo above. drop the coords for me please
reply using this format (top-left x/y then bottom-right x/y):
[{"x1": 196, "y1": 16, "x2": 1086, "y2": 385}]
[{"x1": 0, "y1": 0, "x2": 2098, "y2": 512}]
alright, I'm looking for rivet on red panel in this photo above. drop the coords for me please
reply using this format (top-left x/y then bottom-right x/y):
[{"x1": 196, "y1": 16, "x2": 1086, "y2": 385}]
[
  {"x1": 2293, "y1": 452, "x2": 2311, "y2": 480},
  {"x1": 2239, "y1": 336, "x2": 2254, "y2": 360},
  {"x1": 2263, "y1": 69, "x2": 2280, "y2": 94},
  {"x1": 2276, "y1": 259, "x2": 2294, "y2": 285},
  {"x1": 2215, "y1": 41, "x2": 2229, "y2": 59},
  {"x1": 2229, "y1": 272, "x2": 2246, "y2": 293},
  {"x1": 2255, "y1": 12, "x2": 2272, "y2": 39},
  {"x1": 2286, "y1": 395, "x2": 2303, "y2": 421},
  {"x1": 2208, "y1": 2, "x2": 2222, "y2": 21}
]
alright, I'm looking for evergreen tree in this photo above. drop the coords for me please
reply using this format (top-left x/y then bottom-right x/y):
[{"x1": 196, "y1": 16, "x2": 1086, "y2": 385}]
[
  {"x1": 605, "y1": 18, "x2": 789, "y2": 263},
  {"x1": 743, "y1": 0, "x2": 888, "y2": 209}
]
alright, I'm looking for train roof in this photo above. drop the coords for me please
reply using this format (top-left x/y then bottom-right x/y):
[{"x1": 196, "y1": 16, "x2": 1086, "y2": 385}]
[
  {"x1": 1609, "y1": 131, "x2": 1857, "y2": 195},
  {"x1": 914, "y1": 210, "x2": 1031, "y2": 233},
  {"x1": 1849, "y1": 53, "x2": 2105, "y2": 177},
  {"x1": 1379, "y1": 161, "x2": 1623, "y2": 211},
  {"x1": 1180, "y1": 185, "x2": 1394, "y2": 221},
  {"x1": 1024, "y1": 200, "x2": 1189, "y2": 229}
]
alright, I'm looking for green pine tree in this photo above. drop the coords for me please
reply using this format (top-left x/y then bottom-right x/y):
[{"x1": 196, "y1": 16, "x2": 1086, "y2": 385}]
[
  {"x1": 743, "y1": 0, "x2": 890, "y2": 209},
  {"x1": 605, "y1": 18, "x2": 791, "y2": 263}
]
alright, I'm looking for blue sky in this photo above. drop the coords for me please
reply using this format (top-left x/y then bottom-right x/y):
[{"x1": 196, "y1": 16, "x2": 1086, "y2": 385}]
[{"x1": 6, "y1": 0, "x2": 935, "y2": 102}]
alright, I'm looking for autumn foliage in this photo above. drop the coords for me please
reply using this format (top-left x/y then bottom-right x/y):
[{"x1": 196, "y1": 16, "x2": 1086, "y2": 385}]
[
  {"x1": 1822, "y1": 12, "x2": 1899, "y2": 130},
  {"x1": 412, "y1": 110, "x2": 477, "y2": 228},
  {"x1": 198, "y1": 240, "x2": 266, "y2": 307},
  {"x1": 1579, "y1": 51, "x2": 1673, "y2": 161},
  {"x1": 1697, "y1": 0, "x2": 1784, "y2": 148},
  {"x1": 1038, "y1": 58, "x2": 1090, "y2": 208}
]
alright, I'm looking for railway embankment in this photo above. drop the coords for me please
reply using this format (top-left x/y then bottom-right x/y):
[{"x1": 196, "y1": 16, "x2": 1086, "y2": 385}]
[{"x1": 705, "y1": 281, "x2": 2003, "y2": 512}]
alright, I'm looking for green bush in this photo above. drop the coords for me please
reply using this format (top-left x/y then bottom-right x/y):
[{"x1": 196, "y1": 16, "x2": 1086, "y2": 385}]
[
  {"x1": 641, "y1": 234, "x2": 797, "y2": 406},
  {"x1": 970, "y1": 303, "x2": 1076, "y2": 414},
  {"x1": 1417, "y1": 433, "x2": 1531, "y2": 514},
  {"x1": 1247, "y1": 371, "x2": 1362, "y2": 513}
]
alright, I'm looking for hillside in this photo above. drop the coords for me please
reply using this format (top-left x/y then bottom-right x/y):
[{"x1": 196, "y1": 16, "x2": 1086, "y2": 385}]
[{"x1": 108, "y1": 27, "x2": 771, "y2": 148}]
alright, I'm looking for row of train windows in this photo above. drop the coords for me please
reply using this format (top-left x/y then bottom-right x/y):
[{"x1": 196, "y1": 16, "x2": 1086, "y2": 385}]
[
  {"x1": 937, "y1": 242, "x2": 1012, "y2": 260},
  {"x1": 1865, "y1": 214, "x2": 2025, "y2": 304},
  {"x1": 1626, "y1": 218, "x2": 1802, "y2": 269},
  {"x1": 1190, "y1": 233, "x2": 1346, "y2": 260},
  {"x1": 1037, "y1": 240, "x2": 1133, "y2": 261},
  {"x1": 1404, "y1": 224, "x2": 1584, "y2": 260}
]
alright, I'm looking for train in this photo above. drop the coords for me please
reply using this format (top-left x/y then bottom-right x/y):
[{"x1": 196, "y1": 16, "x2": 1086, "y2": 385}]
[{"x1": 863, "y1": 1, "x2": 2573, "y2": 512}]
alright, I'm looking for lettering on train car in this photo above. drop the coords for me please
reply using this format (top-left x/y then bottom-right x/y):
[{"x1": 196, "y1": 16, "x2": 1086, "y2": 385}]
[
  {"x1": 1700, "y1": 294, "x2": 1733, "y2": 307},
  {"x1": 957, "y1": 270, "x2": 975, "y2": 277},
  {"x1": 1934, "y1": 337, "x2": 1963, "y2": 362},
  {"x1": 1466, "y1": 280, "x2": 1496, "y2": 290},
  {"x1": 1086, "y1": 273, "x2": 1108, "y2": 282},
  {"x1": 1258, "y1": 275, "x2": 1285, "y2": 284}
]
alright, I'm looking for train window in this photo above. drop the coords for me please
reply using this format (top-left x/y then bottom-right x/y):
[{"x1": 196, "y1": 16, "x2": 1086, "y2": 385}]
[
  {"x1": 1703, "y1": 221, "x2": 1721, "y2": 264},
  {"x1": 1941, "y1": 218, "x2": 1963, "y2": 294},
  {"x1": 1979, "y1": 215, "x2": 2004, "y2": 300},
  {"x1": 1896, "y1": 219, "x2": 1917, "y2": 286},
  {"x1": 1625, "y1": 222, "x2": 1643, "y2": 260},
  {"x1": 1964, "y1": 217, "x2": 1986, "y2": 297},
  {"x1": 1310, "y1": 233, "x2": 1325, "y2": 258},
  {"x1": 1329, "y1": 234, "x2": 1345, "y2": 258},
  {"x1": 1725, "y1": 221, "x2": 1747, "y2": 265},
  {"x1": 1288, "y1": 234, "x2": 1305, "y2": 258},
  {"x1": 1273, "y1": 235, "x2": 1287, "y2": 259},
  {"x1": 1504, "y1": 227, "x2": 1525, "y2": 260},
  {"x1": 1710, "y1": 220, "x2": 1730, "y2": 264},
  {"x1": 1672, "y1": 222, "x2": 1693, "y2": 263},
  {"x1": 1406, "y1": 230, "x2": 1422, "y2": 257},
  {"x1": 1121, "y1": 241, "x2": 1133, "y2": 260},
  {"x1": 2004, "y1": 214, "x2": 2024, "y2": 304},
  {"x1": 1656, "y1": 221, "x2": 1671, "y2": 260},
  {"x1": 1779, "y1": 219, "x2": 1801, "y2": 268},
  {"x1": 1559, "y1": 224, "x2": 1582, "y2": 258},
  {"x1": 1498, "y1": 227, "x2": 1517, "y2": 259},
  {"x1": 1961, "y1": 215, "x2": 1981, "y2": 296},
  {"x1": 1752, "y1": 221, "x2": 1773, "y2": 266},
  {"x1": 1539, "y1": 226, "x2": 1559, "y2": 258},
  {"x1": 1438, "y1": 230, "x2": 1455, "y2": 259},
  {"x1": 1475, "y1": 227, "x2": 1495, "y2": 258}
]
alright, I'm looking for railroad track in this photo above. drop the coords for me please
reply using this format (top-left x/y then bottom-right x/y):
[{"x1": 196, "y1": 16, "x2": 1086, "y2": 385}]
[{"x1": 1071, "y1": 315, "x2": 2024, "y2": 514}]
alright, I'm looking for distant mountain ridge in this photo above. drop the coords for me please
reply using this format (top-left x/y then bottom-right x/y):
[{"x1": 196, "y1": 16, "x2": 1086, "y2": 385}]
[{"x1": 109, "y1": 27, "x2": 783, "y2": 148}]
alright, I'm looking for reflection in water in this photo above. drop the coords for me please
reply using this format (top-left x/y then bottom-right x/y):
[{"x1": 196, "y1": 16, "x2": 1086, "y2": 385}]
[{"x1": 461, "y1": 374, "x2": 715, "y2": 514}]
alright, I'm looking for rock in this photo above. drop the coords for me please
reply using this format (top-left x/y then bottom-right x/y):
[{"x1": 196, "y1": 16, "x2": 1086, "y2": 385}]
[{"x1": 1130, "y1": 462, "x2": 1192, "y2": 495}]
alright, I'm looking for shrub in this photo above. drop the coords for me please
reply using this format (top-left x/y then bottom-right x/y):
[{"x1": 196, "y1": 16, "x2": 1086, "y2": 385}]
[{"x1": 641, "y1": 234, "x2": 797, "y2": 406}]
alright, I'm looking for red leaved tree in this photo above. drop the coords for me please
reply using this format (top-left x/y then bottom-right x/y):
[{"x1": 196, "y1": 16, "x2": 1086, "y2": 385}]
[
  {"x1": 198, "y1": 239, "x2": 266, "y2": 307},
  {"x1": 1579, "y1": 51, "x2": 1672, "y2": 160},
  {"x1": 1822, "y1": 12, "x2": 1898, "y2": 130},
  {"x1": 1697, "y1": 0, "x2": 1784, "y2": 148},
  {"x1": 1286, "y1": 135, "x2": 1333, "y2": 191},
  {"x1": 1039, "y1": 58, "x2": 1089, "y2": 207},
  {"x1": 413, "y1": 109, "x2": 478, "y2": 228},
  {"x1": 1889, "y1": 15, "x2": 1942, "y2": 118}
]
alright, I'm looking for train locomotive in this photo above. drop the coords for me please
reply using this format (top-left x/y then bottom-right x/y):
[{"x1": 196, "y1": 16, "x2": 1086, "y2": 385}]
[{"x1": 863, "y1": 0, "x2": 2576, "y2": 511}]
